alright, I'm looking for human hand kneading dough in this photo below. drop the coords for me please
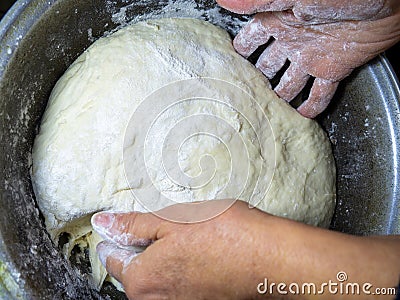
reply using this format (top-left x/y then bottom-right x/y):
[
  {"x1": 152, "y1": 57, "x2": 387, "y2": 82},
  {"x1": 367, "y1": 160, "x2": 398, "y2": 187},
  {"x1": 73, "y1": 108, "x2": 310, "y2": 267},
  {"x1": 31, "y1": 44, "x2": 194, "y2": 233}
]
[
  {"x1": 217, "y1": 0, "x2": 400, "y2": 118},
  {"x1": 91, "y1": 1, "x2": 400, "y2": 299},
  {"x1": 92, "y1": 201, "x2": 400, "y2": 299}
]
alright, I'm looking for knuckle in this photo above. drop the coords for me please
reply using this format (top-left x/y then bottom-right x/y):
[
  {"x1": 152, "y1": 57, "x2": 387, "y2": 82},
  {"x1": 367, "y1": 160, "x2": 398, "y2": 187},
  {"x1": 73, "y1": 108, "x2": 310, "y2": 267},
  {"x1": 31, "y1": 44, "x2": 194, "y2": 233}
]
[{"x1": 292, "y1": 5, "x2": 313, "y2": 21}]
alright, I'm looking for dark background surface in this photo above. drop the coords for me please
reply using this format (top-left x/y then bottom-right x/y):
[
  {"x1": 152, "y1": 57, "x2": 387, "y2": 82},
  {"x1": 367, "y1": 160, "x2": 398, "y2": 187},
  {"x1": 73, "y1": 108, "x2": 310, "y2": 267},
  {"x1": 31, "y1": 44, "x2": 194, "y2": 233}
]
[
  {"x1": 1, "y1": 0, "x2": 399, "y2": 78},
  {"x1": 0, "y1": 0, "x2": 15, "y2": 17}
]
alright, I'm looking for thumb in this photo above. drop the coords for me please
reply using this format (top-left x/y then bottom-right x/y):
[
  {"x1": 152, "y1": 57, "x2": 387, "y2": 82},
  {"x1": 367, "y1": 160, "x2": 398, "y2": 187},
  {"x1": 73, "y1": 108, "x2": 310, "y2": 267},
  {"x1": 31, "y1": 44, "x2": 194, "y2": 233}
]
[
  {"x1": 217, "y1": 0, "x2": 293, "y2": 14},
  {"x1": 91, "y1": 211, "x2": 163, "y2": 247},
  {"x1": 96, "y1": 241, "x2": 138, "y2": 284}
]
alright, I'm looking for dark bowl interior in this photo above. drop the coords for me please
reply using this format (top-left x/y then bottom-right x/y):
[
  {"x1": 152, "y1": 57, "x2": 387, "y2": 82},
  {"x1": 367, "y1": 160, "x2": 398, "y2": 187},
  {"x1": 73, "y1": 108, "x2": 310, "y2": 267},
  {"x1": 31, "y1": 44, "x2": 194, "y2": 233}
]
[{"x1": 0, "y1": 0, "x2": 399, "y2": 298}]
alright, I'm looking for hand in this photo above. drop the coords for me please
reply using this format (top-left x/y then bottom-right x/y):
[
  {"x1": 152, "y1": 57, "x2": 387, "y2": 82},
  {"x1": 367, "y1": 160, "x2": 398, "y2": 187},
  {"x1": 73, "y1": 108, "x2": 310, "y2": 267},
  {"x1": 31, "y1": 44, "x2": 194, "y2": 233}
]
[
  {"x1": 217, "y1": 0, "x2": 400, "y2": 118},
  {"x1": 92, "y1": 200, "x2": 400, "y2": 299},
  {"x1": 92, "y1": 200, "x2": 280, "y2": 299}
]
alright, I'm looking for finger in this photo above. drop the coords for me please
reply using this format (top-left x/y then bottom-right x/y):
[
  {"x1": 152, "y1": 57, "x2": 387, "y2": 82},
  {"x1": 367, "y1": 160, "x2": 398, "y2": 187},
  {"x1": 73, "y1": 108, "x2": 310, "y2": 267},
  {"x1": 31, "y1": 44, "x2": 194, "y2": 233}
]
[
  {"x1": 256, "y1": 41, "x2": 288, "y2": 79},
  {"x1": 297, "y1": 78, "x2": 339, "y2": 118},
  {"x1": 233, "y1": 17, "x2": 271, "y2": 58},
  {"x1": 217, "y1": 0, "x2": 293, "y2": 14},
  {"x1": 91, "y1": 200, "x2": 236, "y2": 246},
  {"x1": 274, "y1": 63, "x2": 310, "y2": 102},
  {"x1": 96, "y1": 241, "x2": 139, "y2": 284},
  {"x1": 91, "y1": 211, "x2": 163, "y2": 246},
  {"x1": 292, "y1": 0, "x2": 386, "y2": 23}
]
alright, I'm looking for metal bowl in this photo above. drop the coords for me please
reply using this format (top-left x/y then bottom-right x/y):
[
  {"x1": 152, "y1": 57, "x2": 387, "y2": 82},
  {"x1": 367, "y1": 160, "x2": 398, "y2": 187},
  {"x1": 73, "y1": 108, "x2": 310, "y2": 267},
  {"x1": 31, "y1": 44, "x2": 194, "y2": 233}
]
[{"x1": 0, "y1": 0, "x2": 399, "y2": 298}]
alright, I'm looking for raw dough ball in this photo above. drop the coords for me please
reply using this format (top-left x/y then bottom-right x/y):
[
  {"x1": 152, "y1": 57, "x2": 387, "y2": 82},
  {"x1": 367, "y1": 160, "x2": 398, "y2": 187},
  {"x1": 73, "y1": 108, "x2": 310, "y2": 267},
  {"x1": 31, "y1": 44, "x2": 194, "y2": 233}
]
[{"x1": 31, "y1": 18, "x2": 336, "y2": 289}]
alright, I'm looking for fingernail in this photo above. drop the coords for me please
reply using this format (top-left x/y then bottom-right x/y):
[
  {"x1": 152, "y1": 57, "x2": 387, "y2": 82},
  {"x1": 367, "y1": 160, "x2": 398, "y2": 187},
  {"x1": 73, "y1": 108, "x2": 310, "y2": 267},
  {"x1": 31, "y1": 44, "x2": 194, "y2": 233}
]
[{"x1": 92, "y1": 212, "x2": 114, "y2": 229}]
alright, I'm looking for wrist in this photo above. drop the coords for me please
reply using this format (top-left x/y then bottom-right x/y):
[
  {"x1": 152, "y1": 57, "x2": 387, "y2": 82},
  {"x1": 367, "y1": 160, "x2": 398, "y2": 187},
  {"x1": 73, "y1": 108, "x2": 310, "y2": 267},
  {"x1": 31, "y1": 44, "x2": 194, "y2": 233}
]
[{"x1": 244, "y1": 212, "x2": 400, "y2": 299}]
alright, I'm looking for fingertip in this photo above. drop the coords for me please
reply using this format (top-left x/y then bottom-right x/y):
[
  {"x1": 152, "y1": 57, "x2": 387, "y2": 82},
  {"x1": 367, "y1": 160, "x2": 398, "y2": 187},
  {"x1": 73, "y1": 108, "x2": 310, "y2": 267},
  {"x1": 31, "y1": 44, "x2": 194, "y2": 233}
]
[
  {"x1": 297, "y1": 78, "x2": 339, "y2": 118},
  {"x1": 233, "y1": 17, "x2": 271, "y2": 58},
  {"x1": 91, "y1": 212, "x2": 114, "y2": 230},
  {"x1": 96, "y1": 240, "x2": 116, "y2": 267},
  {"x1": 96, "y1": 241, "x2": 138, "y2": 283},
  {"x1": 297, "y1": 106, "x2": 318, "y2": 119},
  {"x1": 233, "y1": 29, "x2": 259, "y2": 58},
  {"x1": 255, "y1": 41, "x2": 287, "y2": 79},
  {"x1": 274, "y1": 64, "x2": 310, "y2": 102},
  {"x1": 91, "y1": 211, "x2": 116, "y2": 241}
]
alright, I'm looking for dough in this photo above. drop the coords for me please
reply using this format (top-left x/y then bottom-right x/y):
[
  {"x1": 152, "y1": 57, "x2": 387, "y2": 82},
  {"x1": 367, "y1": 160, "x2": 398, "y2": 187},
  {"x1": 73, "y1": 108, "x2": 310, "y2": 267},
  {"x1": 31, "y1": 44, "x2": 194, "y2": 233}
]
[{"x1": 31, "y1": 18, "x2": 336, "y2": 290}]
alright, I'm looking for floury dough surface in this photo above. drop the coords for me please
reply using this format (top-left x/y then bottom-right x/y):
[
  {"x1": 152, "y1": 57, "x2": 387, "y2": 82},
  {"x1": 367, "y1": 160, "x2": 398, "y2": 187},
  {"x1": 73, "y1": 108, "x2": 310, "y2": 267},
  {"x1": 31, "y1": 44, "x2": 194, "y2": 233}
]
[{"x1": 31, "y1": 18, "x2": 336, "y2": 289}]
